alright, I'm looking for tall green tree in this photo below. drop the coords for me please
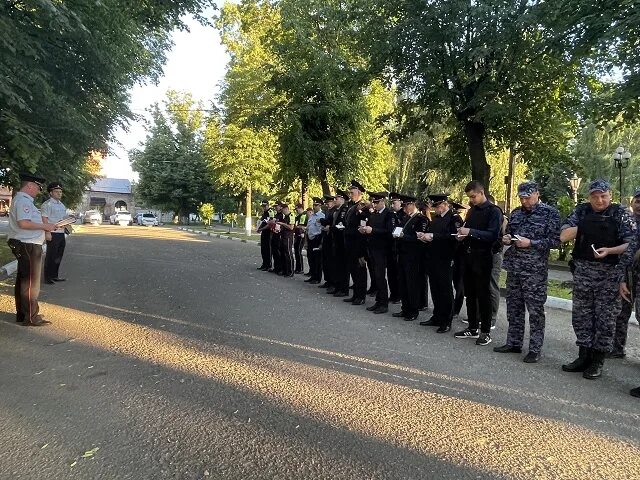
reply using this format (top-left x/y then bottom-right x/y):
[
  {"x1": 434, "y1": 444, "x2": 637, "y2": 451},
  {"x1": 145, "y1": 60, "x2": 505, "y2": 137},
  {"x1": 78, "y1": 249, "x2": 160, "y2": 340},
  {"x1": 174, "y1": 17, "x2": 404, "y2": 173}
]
[
  {"x1": 214, "y1": 0, "x2": 281, "y2": 214},
  {"x1": 267, "y1": 0, "x2": 389, "y2": 194},
  {"x1": 358, "y1": 0, "x2": 585, "y2": 190},
  {"x1": 131, "y1": 91, "x2": 213, "y2": 219},
  {"x1": 0, "y1": 0, "x2": 213, "y2": 190},
  {"x1": 204, "y1": 121, "x2": 278, "y2": 216}
]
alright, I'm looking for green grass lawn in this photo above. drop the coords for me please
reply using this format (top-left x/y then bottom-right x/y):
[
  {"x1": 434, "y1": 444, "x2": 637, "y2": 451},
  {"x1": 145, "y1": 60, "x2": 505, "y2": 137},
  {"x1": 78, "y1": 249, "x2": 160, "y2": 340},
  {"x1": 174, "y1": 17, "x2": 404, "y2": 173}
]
[
  {"x1": 0, "y1": 241, "x2": 15, "y2": 266},
  {"x1": 182, "y1": 226, "x2": 262, "y2": 242},
  {"x1": 499, "y1": 270, "x2": 572, "y2": 300}
]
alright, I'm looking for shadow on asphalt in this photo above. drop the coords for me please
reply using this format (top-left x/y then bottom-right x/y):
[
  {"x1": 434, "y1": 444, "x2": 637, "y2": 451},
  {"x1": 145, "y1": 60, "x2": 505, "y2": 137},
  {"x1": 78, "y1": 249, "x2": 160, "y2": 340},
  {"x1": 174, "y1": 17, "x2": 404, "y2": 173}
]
[
  {"x1": 1, "y1": 228, "x2": 639, "y2": 451},
  {"x1": 0, "y1": 312, "x2": 505, "y2": 480}
]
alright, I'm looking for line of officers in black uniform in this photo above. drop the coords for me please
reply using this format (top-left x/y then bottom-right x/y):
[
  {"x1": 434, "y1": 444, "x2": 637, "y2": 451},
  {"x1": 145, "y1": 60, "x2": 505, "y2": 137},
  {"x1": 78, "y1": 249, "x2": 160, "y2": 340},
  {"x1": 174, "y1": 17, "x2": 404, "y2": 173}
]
[{"x1": 256, "y1": 180, "x2": 479, "y2": 333}]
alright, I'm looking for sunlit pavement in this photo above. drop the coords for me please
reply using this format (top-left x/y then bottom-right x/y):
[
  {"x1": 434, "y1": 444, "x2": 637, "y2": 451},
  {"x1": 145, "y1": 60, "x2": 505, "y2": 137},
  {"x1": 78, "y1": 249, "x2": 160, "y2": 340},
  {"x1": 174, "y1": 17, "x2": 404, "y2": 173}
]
[{"x1": 1, "y1": 225, "x2": 639, "y2": 479}]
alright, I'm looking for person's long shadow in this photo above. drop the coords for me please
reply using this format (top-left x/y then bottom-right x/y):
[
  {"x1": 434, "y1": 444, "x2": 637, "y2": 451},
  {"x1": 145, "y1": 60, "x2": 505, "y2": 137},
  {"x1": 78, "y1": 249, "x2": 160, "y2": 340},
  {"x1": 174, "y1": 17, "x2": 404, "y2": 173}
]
[
  {"x1": 3, "y1": 228, "x2": 640, "y2": 445},
  {"x1": 0, "y1": 318, "x2": 503, "y2": 480}
]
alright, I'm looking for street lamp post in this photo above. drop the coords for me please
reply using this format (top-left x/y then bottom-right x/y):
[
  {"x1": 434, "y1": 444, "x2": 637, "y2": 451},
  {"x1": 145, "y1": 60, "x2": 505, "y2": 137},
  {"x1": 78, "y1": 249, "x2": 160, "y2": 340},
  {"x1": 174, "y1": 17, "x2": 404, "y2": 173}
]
[
  {"x1": 613, "y1": 146, "x2": 632, "y2": 204},
  {"x1": 569, "y1": 173, "x2": 582, "y2": 205}
]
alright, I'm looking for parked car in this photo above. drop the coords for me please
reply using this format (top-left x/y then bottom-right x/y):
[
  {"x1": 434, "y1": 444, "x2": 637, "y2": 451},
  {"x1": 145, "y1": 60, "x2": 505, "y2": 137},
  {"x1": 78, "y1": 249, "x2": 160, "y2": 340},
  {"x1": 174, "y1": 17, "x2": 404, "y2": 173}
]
[
  {"x1": 137, "y1": 212, "x2": 159, "y2": 227},
  {"x1": 83, "y1": 210, "x2": 102, "y2": 225},
  {"x1": 109, "y1": 211, "x2": 133, "y2": 226}
]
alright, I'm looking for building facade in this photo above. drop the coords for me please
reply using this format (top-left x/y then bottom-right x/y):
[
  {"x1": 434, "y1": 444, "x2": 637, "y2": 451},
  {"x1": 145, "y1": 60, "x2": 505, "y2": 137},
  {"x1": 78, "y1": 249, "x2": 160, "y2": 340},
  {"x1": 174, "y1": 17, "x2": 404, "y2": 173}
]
[
  {"x1": 0, "y1": 186, "x2": 12, "y2": 215},
  {"x1": 78, "y1": 178, "x2": 135, "y2": 219}
]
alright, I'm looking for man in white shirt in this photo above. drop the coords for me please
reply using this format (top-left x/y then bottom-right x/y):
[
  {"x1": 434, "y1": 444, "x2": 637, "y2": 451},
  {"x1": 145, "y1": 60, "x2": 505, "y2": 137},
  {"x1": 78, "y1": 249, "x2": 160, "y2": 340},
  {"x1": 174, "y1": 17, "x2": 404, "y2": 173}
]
[{"x1": 41, "y1": 182, "x2": 68, "y2": 284}]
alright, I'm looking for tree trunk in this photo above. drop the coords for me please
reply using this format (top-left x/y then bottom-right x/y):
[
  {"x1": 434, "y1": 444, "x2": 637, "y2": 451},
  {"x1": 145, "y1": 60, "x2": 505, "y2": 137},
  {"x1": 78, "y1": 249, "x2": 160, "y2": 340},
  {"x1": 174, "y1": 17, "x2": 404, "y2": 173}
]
[
  {"x1": 505, "y1": 145, "x2": 516, "y2": 213},
  {"x1": 463, "y1": 120, "x2": 490, "y2": 192},
  {"x1": 301, "y1": 178, "x2": 308, "y2": 207},
  {"x1": 245, "y1": 185, "x2": 252, "y2": 235},
  {"x1": 319, "y1": 170, "x2": 331, "y2": 197}
]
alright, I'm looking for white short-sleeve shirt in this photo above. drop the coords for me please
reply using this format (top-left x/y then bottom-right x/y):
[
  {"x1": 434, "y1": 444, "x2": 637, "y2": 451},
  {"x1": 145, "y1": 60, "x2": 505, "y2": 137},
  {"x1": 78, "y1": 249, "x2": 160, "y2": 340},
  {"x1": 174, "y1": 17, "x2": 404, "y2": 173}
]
[
  {"x1": 41, "y1": 197, "x2": 67, "y2": 233},
  {"x1": 8, "y1": 192, "x2": 45, "y2": 244}
]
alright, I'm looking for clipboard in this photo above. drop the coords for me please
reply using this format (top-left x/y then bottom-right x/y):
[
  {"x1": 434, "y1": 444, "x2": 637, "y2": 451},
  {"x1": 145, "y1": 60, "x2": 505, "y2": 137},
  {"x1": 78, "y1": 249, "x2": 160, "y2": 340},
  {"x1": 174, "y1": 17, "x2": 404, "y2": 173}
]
[{"x1": 55, "y1": 216, "x2": 77, "y2": 228}]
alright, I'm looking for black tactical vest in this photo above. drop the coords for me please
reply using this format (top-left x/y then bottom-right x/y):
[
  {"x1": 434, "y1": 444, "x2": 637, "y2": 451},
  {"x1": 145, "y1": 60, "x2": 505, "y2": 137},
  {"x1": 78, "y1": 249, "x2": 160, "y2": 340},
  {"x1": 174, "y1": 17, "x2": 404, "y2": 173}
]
[{"x1": 573, "y1": 206, "x2": 620, "y2": 264}]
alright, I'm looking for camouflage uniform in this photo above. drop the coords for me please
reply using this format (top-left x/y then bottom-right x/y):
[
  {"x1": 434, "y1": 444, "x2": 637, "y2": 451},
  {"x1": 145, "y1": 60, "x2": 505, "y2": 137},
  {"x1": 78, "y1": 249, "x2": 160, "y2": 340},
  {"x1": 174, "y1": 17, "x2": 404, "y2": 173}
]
[
  {"x1": 563, "y1": 202, "x2": 636, "y2": 353},
  {"x1": 614, "y1": 214, "x2": 640, "y2": 355},
  {"x1": 503, "y1": 201, "x2": 561, "y2": 353}
]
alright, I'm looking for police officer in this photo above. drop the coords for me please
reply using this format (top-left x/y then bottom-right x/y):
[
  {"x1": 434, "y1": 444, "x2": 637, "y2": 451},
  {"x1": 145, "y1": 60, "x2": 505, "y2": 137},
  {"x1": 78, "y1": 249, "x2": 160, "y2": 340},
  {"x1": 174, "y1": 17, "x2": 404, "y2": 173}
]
[
  {"x1": 305, "y1": 198, "x2": 325, "y2": 284},
  {"x1": 561, "y1": 179, "x2": 635, "y2": 379},
  {"x1": 417, "y1": 200, "x2": 432, "y2": 312},
  {"x1": 494, "y1": 182, "x2": 561, "y2": 363},
  {"x1": 393, "y1": 194, "x2": 429, "y2": 321},
  {"x1": 360, "y1": 192, "x2": 394, "y2": 314},
  {"x1": 451, "y1": 201, "x2": 467, "y2": 320},
  {"x1": 293, "y1": 204, "x2": 308, "y2": 274},
  {"x1": 454, "y1": 181, "x2": 503, "y2": 346},
  {"x1": 41, "y1": 181, "x2": 69, "y2": 284},
  {"x1": 418, "y1": 194, "x2": 463, "y2": 333},
  {"x1": 612, "y1": 188, "x2": 640, "y2": 359},
  {"x1": 619, "y1": 191, "x2": 640, "y2": 398},
  {"x1": 343, "y1": 180, "x2": 368, "y2": 306},
  {"x1": 256, "y1": 200, "x2": 274, "y2": 271},
  {"x1": 269, "y1": 202, "x2": 284, "y2": 274},
  {"x1": 319, "y1": 195, "x2": 337, "y2": 289},
  {"x1": 388, "y1": 192, "x2": 405, "y2": 304},
  {"x1": 329, "y1": 189, "x2": 350, "y2": 296},
  {"x1": 487, "y1": 194, "x2": 507, "y2": 330},
  {"x1": 277, "y1": 204, "x2": 296, "y2": 277},
  {"x1": 7, "y1": 173, "x2": 57, "y2": 326}
]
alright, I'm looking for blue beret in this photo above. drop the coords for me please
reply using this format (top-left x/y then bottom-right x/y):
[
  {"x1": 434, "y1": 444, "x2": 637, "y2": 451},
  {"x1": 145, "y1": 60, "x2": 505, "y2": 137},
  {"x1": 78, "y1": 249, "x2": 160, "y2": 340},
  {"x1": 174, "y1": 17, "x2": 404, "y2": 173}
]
[
  {"x1": 517, "y1": 181, "x2": 538, "y2": 197},
  {"x1": 588, "y1": 179, "x2": 611, "y2": 193}
]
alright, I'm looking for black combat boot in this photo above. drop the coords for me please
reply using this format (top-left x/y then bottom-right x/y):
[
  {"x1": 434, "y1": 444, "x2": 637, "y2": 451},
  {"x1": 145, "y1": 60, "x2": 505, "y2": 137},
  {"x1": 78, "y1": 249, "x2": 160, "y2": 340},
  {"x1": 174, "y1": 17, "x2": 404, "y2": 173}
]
[
  {"x1": 583, "y1": 350, "x2": 605, "y2": 379},
  {"x1": 562, "y1": 346, "x2": 592, "y2": 372}
]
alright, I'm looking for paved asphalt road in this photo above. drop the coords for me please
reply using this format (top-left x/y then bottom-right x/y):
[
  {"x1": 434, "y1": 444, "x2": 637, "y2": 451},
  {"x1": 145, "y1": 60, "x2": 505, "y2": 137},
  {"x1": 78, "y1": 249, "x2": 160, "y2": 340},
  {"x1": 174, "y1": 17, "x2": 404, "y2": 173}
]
[{"x1": 1, "y1": 225, "x2": 639, "y2": 479}]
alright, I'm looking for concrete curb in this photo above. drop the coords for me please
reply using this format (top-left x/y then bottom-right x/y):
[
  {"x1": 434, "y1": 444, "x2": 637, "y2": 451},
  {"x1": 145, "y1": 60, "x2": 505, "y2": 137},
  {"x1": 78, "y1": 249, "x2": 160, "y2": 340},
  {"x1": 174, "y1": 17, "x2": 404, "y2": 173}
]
[
  {"x1": 178, "y1": 227, "x2": 260, "y2": 246},
  {"x1": 0, "y1": 259, "x2": 17, "y2": 280}
]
